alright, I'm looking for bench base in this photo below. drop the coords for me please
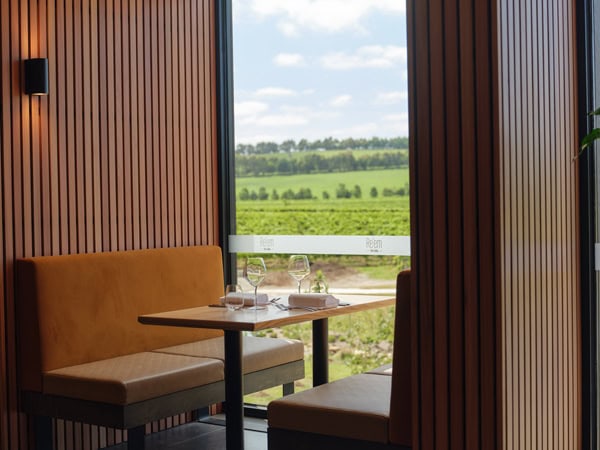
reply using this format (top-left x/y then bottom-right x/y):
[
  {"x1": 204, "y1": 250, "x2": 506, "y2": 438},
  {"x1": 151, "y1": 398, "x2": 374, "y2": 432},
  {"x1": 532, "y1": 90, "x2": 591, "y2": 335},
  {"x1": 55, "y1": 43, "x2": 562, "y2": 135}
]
[
  {"x1": 268, "y1": 428, "x2": 410, "y2": 450},
  {"x1": 23, "y1": 360, "x2": 304, "y2": 449}
]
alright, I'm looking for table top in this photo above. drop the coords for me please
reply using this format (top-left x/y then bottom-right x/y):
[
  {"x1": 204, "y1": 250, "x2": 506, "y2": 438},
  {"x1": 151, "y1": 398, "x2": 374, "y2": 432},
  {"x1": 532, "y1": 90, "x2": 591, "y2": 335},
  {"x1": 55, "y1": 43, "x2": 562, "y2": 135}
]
[{"x1": 138, "y1": 294, "x2": 395, "y2": 332}]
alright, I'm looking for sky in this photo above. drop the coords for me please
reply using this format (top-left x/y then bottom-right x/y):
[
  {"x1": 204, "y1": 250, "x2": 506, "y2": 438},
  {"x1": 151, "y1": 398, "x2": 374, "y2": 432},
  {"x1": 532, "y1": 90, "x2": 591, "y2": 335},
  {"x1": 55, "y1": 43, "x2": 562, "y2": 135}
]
[{"x1": 232, "y1": 0, "x2": 408, "y2": 145}]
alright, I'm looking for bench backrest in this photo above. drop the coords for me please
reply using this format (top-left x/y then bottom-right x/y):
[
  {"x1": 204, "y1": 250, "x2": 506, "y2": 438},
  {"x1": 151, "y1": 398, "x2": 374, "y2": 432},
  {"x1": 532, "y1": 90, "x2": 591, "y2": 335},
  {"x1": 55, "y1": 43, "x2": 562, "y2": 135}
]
[
  {"x1": 16, "y1": 246, "x2": 225, "y2": 392},
  {"x1": 389, "y1": 269, "x2": 412, "y2": 446}
]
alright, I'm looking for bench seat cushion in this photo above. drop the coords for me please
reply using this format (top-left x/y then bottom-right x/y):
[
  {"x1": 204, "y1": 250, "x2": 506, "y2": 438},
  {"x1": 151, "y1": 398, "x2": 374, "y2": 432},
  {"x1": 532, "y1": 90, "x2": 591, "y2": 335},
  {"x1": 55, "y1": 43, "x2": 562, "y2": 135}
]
[
  {"x1": 43, "y1": 352, "x2": 223, "y2": 405},
  {"x1": 367, "y1": 363, "x2": 393, "y2": 376},
  {"x1": 268, "y1": 373, "x2": 392, "y2": 444},
  {"x1": 154, "y1": 336, "x2": 304, "y2": 374}
]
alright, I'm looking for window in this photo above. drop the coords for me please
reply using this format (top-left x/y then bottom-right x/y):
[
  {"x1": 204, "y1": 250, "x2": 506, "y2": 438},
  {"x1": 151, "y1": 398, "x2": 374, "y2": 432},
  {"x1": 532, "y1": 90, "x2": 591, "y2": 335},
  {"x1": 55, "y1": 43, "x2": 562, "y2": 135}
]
[
  {"x1": 229, "y1": 0, "x2": 410, "y2": 295},
  {"x1": 216, "y1": 0, "x2": 409, "y2": 404}
]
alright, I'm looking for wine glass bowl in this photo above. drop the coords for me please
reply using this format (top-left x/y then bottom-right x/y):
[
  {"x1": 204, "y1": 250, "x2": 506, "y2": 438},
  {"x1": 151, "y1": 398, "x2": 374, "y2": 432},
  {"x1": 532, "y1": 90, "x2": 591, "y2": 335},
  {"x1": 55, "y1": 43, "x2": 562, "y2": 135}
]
[
  {"x1": 287, "y1": 255, "x2": 310, "y2": 293},
  {"x1": 224, "y1": 284, "x2": 244, "y2": 311},
  {"x1": 244, "y1": 257, "x2": 267, "y2": 310}
]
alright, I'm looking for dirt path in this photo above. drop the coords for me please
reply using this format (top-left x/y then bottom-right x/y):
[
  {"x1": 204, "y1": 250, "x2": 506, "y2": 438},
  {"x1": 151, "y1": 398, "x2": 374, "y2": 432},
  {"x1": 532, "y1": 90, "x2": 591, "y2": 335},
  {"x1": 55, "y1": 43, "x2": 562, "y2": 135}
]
[{"x1": 262, "y1": 261, "x2": 395, "y2": 291}]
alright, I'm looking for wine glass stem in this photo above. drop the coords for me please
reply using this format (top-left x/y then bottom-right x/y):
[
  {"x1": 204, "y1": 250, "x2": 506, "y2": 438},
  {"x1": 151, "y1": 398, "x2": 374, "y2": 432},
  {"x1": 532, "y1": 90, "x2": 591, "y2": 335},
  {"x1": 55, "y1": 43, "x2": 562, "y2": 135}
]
[
  {"x1": 297, "y1": 280, "x2": 301, "y2": 293},
  {"x1": 254, "y1": 285, "x2": 258, "y2": 308}
]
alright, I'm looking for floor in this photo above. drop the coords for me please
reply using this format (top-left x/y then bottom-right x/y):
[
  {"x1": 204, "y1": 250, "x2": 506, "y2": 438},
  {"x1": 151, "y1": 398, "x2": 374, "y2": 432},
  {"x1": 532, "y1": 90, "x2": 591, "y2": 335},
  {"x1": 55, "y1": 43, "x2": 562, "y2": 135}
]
[{"x1": 107, "y1": 416, "x2": 268, "y2": 450}]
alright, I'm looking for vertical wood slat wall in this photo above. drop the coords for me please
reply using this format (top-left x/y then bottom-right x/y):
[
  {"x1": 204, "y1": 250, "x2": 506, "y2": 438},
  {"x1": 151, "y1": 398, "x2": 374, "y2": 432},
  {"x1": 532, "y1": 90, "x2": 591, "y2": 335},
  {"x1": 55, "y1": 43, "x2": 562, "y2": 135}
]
[
  {"x1": 498, "y1": 0, "x2": 580, "y2": 449},
  {"x1": 407, "y1": 0, "x2": 579, "y2": 449},
  {"x1": 0, "y1": 0, "x2": 218, "y2": 448}
]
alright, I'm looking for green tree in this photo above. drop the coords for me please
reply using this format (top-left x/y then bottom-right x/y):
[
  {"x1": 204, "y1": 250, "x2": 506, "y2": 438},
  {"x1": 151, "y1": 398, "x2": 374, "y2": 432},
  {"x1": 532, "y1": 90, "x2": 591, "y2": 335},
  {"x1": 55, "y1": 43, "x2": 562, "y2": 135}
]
[
  {"x1": 336, "y1": 183, "x2": 351, "y2": 199},
  {"x1": 279, "y1": 139, "x2": 296, "y2": 153},
  {"x1": 281, "y1": 189, "x2": 295, "y2": 200},
  {"x1": 322, "y1": 191, "x2": 330, "y2": 199},
  {"x1": 239, "y1": 187, "x2": 250, "y2": 200},
  {"x1": 258, "y1": 187, "x2": 269, "y2": 200},
  {"x1": 353, "y1": 185, "x2": 362, "y2": 199},
  {"x1": 272, "y1": 189, "x2": 280, "y2": 200},
  {"x1": 370, "y1": 187, "x2": 378, "y2": 198},
  {"x1": 297, "y1": 139, "x2": 309, "y2": 151}
]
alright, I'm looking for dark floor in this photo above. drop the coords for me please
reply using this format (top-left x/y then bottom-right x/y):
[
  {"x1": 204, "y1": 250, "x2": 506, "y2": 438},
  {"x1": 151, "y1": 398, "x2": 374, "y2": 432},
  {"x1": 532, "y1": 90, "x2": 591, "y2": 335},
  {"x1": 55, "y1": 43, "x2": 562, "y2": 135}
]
[{"x1": 107, "y1": 416, "x2": 268, "y2": 450}]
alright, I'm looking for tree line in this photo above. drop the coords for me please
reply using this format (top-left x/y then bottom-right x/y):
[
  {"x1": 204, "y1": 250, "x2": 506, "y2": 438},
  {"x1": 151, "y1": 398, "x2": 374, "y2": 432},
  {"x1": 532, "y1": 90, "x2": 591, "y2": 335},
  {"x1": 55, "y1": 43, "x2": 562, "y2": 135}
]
[
  {"x1": 235, "y1": 136, "x2": 409, "y2": 155},
  {"x1": 236, "y1": 150, "x2": 408, "y2": 177},
  {"x1": 239, "y1": 183, "x2": 410, "y2": 201}
]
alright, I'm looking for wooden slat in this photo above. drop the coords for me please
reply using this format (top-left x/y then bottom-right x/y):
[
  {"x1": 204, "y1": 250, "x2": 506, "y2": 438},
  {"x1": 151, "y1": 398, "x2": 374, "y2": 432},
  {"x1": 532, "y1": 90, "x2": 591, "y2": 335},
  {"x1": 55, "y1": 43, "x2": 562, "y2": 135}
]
[
  {"x1": 208, "y1": 0, "x2": 219, "y2": 243},
  {"x1": 121, "y1": 0, "x2": 133, "y2": 251},
  {"x1": 444, "y1": 0, "x2": 465, "y2": 448},
  {"x1": 73, "y1": 0, "x2": 85, "y2": 254},
  {"x1": 129, "y1": 0, "x2": 141, "y2": 249},
  {"x1": 114, "y1": 0, "x2": 125, "y2": 251},
  {"x1": 192, "y1": 0, "x2": 201, "y2": 244},
  {"x1": 135, "y1": 0, "x2": 147, "y2": 250},
  {"x1": 0, "y1": 1, "x2": 10, "y2": 447},
  {"x1": 183, "y1": 0, "x2": 192, "y2": 246},
  {"x1": 428, "y1": 0, "x2": 448, "y2": 448},
  {"x1": 201, "y1": 0, "x2": 210, "y2": 243},
  {"x1": 172, "y1": 0, "x2": 183, "y2": 247},
  {"x1": 0, "y1": 1, "x2": 219, "y2": 447},
  {"x1": 30, "y1": 0, "x2": 43, "y2": 259}
]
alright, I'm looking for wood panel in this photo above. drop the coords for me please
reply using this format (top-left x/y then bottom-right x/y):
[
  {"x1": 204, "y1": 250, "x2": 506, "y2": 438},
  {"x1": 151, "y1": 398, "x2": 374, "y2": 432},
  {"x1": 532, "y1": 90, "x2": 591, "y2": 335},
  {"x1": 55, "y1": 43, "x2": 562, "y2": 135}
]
[
  {"x1": 497, "y1": 0, "x2": 580, "y2": 448},
  {"x1": 0, "y1": 0, "x2": 219, "y2": 448},
  {"x1": 407, "y1": 0, "x2": 579, "y2": 449}
]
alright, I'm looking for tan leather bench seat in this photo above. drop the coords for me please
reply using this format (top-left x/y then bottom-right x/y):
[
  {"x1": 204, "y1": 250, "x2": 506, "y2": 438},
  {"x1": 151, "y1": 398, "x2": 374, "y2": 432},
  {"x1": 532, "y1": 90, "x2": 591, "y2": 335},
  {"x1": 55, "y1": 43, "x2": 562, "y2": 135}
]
[
  {"x1": 367, "y1": 363, "x2": 393, "y2": 376},
  {"x1": 154, "y1": 335, "x2": 304, "y2": 374},
  {"x1": 44, "y1": 352, "x2": 223, "y2": 405},
  {"x1": 268, "y1": 373, "x2": 392, "y2": 444}
]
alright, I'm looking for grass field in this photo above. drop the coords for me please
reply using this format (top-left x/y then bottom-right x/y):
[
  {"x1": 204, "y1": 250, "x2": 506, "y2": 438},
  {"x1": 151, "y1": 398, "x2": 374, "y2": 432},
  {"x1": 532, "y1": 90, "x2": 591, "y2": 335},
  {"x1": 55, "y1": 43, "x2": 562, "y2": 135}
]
[
  {"x1": 236, "y1": 168, "x2": 409, "y2": 199},
  {"x1": 245, "y1": 306, "x2": 395, "y2": 405}
]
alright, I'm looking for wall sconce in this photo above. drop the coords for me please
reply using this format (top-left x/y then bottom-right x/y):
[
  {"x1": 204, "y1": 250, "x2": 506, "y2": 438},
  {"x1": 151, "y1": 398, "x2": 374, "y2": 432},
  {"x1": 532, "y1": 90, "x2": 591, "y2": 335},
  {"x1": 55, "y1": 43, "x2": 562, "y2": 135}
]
[{"x1": 24, "y1": 58, "x2": 49, "y2": 96}]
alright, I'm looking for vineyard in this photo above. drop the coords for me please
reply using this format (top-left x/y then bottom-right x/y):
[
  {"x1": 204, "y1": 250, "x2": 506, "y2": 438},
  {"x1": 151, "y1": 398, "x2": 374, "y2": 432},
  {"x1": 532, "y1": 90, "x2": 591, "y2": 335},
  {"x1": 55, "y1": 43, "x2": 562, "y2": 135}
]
[{"x1": 237, "y1": 198, "x2": 410, "y2": 236}]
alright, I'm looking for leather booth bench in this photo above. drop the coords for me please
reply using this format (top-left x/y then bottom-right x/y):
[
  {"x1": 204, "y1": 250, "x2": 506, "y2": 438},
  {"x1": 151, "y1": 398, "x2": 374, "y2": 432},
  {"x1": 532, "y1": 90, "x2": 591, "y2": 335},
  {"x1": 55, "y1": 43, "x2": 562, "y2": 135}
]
[
  {"x1": 267, "y1": 270, "x2": 411, "y2": 450},
  {"x1": 16, "y1": 246, "x2": 304, "y2": 449}
]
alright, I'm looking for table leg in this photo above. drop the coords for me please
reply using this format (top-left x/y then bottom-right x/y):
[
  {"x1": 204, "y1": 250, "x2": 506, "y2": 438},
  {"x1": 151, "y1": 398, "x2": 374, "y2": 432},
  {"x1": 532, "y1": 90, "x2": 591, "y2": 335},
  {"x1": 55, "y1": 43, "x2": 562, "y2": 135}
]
[
  {"x1": 312, "y1": 318, "x2": 329, "y2": 386},
  {"x1": 224, "y1": 330, "x2": 244, "y2": 450}
]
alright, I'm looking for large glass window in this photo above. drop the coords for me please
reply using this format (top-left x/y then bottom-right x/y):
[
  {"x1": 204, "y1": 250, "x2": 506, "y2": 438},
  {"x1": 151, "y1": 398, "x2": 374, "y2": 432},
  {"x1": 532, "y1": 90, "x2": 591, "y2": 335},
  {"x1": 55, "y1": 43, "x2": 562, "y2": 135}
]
[
  {"x1": 230, "y1": 0, "x2": 410, "y2": 295},
  {"x1": 223, "y1": 0, "x2": 409, "y2": 405}
]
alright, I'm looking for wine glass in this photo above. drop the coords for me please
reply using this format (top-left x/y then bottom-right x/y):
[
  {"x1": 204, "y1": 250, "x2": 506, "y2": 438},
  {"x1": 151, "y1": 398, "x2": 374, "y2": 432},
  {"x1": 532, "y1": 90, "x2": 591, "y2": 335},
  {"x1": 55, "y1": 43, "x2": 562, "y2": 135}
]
[
  {"x1": 224, "y1": 284, "x2": 244, "y2": 311},
  {"x1": 244, "y1": 257, "x2": 267, "y2": 310},
  {"x1": 287, "y1": 255, "x2": 311, "y2": 293}
]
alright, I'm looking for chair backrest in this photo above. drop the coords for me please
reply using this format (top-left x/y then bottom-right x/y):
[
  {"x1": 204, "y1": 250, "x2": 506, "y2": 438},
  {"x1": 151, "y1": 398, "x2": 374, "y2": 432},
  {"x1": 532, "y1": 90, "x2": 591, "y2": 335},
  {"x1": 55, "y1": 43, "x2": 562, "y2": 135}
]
[
  {"x1": 389, "y1": 269, "x2": 412, "y2": 445},
  {"x1": 16, "y1": 246, "x2": 224, "y2": 392}
]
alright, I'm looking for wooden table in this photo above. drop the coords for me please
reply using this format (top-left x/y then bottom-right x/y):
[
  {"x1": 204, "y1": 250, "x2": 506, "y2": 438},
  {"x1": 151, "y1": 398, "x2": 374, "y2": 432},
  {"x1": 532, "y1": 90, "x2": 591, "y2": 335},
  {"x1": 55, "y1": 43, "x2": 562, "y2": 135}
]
[{"x1": 138, "y1": 294, "x2": 394, "y2": 450}]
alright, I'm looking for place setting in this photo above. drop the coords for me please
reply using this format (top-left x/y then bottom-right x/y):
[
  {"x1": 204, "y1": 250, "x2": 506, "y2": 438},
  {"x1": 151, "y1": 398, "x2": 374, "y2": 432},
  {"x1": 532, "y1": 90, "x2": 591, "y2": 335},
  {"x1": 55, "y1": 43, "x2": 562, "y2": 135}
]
[{"x1": 220, "y1": 255, "x2": 347, "y2": 313}]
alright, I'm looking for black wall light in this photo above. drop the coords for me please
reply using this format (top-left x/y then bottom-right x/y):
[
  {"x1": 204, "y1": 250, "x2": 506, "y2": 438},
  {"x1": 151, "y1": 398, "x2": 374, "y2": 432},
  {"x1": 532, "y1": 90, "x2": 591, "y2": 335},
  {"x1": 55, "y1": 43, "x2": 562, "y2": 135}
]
[{"x1": 24, "y1": 58, "x2": 49, "y2": 96}]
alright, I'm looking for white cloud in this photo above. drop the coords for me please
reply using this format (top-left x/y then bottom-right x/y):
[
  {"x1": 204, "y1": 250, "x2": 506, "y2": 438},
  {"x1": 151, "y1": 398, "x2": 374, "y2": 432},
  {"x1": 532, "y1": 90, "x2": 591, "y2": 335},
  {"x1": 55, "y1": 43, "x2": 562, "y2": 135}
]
[
  {"x1": 383, "y1": 113, "x2": 410, "y2": 135},
  {"x1": 321, "y1": 45, "x2": 407, "y2": 70},
  {"x1": 235, "y1": 101, "x2": 269, "y2": 117},
  {"x1": 254, "y1": 87, "x2": 298, "y2": 97},
  {"x1": 254, "y1": 114, "x2": 309, "y2": 127},
  {"x1": 375, "y1": 91, "x2": 408, "y2": 104},
  {"x1": 330, "y1": 122, "x2": 380, "y2": 137},
  {"x1": 278, "y1": 21, "x2": 299, "y2": 37},
  {"x1": 383, "y1": 113, "x2": 409, "y2": 122},
  {"x1": 274, "y1": 53, "x2": 306, "y2": 67},
  {"x1": 330, "y1": 94, "x2": 352, "y2": 107},
  {"x1": 248, "y1": 0, "x2": 405, "y2": 34}
]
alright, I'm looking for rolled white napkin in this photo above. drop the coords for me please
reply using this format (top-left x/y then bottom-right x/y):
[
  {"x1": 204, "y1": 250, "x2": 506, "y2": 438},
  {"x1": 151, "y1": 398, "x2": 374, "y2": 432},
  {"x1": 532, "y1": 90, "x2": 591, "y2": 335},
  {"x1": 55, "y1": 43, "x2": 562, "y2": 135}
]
[
  {"x1": 220, "y1": 292, "x2": 269, "y2": 306},
  {"x1": 288, "y1": 293, "x2": 339, "y2": 309}
]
